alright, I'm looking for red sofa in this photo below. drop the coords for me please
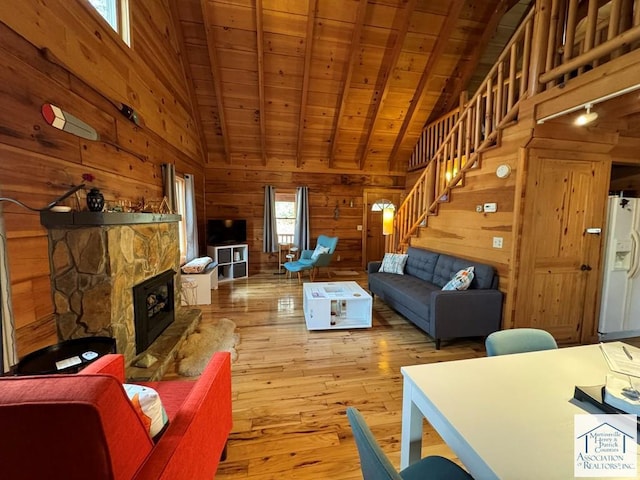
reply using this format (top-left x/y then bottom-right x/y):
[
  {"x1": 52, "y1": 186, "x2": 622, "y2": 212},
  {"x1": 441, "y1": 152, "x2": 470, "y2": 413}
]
[{"x1": 0, "y1": 352, "x2": 232, "y2": 480}]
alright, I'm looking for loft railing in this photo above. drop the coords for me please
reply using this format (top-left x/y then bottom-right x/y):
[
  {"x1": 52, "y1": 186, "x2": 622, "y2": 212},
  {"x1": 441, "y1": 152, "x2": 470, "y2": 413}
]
[
  {"x1": 391, "y1": 0, "x2": 640, "y2": 252},
  {"x1": 534, "y1": 0, "x2": 640, "y2": 92}
]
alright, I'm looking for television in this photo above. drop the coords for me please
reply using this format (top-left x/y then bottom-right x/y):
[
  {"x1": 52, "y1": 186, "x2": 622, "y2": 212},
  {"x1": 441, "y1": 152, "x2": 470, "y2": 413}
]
[{"x1": 207, "y1": 219, "x2": 247, "y2": 246}]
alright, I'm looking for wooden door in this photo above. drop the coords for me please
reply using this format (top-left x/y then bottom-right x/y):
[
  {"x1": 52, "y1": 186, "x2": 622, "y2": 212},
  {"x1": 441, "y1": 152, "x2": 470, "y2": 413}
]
[
  {"x1": 514, "y1": 151, "x2": 608, "y2": 343},
  {"x1": 366, "y1": 209, "x2": 384, "y2": 263},
  {"x1": 362, "y1": 189, "x2": 403, "y2": 268}
]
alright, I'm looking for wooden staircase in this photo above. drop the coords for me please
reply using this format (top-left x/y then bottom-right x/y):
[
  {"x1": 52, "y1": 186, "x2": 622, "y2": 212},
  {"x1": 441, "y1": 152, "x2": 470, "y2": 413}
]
[
  {"x1": 390, "y1": 0, "x2": 640, "y2": 253},
  {"x1": 389, "y1": 8, "x2": 535, "y2": 252}
]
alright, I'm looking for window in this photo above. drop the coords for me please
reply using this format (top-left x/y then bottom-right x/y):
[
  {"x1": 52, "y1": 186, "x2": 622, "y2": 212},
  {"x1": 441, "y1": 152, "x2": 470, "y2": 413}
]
[
  {"x1": 371, "y1": 199, "x2": 396, "y2": 212},
  {"x1": 87, "y1": 0, "x2": 131, "y2": 46},
  {"x1": 175, "y1": 176, "x2": 187, "y2": 264},
  {"x1": 275, "y1": 192, "x2": 296, "y2": 245}
]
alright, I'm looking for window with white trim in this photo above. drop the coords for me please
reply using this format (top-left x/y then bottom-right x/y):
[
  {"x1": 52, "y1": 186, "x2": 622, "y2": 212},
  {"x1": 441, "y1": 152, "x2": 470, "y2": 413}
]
[
  {"x1": 87, "y1": 0, "x2": 131, "y2": 46},
  {"x1": 275, "y1": 192, "x2": 296, "y2": 245}
]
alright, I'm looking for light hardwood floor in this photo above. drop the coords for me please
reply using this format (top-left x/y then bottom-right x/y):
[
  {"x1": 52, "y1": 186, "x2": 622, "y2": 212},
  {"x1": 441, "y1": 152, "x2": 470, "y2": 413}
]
[{"x1": 166, "y1": 272, "x2": 488, "y2": 479}]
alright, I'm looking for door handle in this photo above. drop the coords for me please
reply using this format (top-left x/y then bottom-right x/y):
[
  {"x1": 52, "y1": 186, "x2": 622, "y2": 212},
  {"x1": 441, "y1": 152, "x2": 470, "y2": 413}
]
[{"x1": 580, "y1": 264, "x2": 592, "y2": 271}]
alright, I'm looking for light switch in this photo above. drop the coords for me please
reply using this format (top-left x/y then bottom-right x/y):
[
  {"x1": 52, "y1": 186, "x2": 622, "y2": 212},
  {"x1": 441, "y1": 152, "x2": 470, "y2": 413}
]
[{"x1": 357, "y1": 225, "x2": 363, "y2": 231}]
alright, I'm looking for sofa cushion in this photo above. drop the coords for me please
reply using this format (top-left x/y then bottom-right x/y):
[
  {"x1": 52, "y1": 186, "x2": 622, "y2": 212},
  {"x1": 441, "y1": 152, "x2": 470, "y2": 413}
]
[
  {"x1": 378, "y1": 253, "x2": 408, "y2": 274},
  {"x1": 371, "y1": 272, "x2": 439, "y2": 321},
  {"x1": 124, "y1": 384, "x2": 169, "y2": 440},
  {"x1": 442, "y1": 266, "x2": 475, "y2": 291},
  {"x1": 404, "y1": 247, "x2": 439, "y2": 283},
  {"x1": 433, "y1": 254, "x2": 496, "y2": 289}
]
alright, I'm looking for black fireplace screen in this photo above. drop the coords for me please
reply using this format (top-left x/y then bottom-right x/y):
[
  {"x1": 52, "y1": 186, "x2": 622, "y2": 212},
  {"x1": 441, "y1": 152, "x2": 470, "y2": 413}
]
[{"x1": 132, "y1": 269, "x2": 175, "y2": 354}]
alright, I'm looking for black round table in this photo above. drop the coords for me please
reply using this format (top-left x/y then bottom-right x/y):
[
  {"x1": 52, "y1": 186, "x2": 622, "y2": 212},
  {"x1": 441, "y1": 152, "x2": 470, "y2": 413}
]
[{"x1": 14, "y1": 336, "x2": 116, "y2": 375}]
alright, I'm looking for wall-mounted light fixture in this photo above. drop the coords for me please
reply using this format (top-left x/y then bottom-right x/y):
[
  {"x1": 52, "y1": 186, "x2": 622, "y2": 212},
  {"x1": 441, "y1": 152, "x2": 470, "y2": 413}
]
[{"x1": 382, "y1": 207, "x2": 394, "y2": 235}]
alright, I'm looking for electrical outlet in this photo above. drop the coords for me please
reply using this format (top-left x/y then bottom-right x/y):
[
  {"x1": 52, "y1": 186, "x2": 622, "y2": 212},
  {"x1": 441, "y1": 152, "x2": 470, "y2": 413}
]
[
  {"x1": 357, "y1": 225, "x2": 363, "y2": 231},
  {"x1": 492, "y1": 237, "x2": 503, "y2": 249}
]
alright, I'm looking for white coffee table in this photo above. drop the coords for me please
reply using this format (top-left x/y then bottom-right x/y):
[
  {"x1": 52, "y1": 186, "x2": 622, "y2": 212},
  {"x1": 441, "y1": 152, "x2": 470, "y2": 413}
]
[{"x1": 303, "y1": 281, "x2": 372, "y2": 330}]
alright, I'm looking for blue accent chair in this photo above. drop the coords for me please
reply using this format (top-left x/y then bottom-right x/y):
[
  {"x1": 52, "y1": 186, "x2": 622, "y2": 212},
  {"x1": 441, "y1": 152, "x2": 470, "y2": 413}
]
[
  {"x1": 485, "y1": 328, "x2": 558, "y2": 356},
  {"x1": 284, "y1": 235, "x2": 338, "y2": 283},
  {"x1": 346, "y1": 407, "x2": 473, "y2": 480}
]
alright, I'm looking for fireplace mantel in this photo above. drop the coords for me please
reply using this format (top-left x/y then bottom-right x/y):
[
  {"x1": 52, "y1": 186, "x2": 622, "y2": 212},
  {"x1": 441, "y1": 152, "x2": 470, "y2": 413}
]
[{"x1": 40, "y1": 211, "x2": 181, "y2": 228}]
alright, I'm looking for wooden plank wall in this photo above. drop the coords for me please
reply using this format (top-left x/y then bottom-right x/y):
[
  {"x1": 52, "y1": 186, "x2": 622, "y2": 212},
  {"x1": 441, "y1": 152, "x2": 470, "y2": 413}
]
[
  {"x1": 0, "y1": 1, "x2": 205, "y2": 358},
  {"x1": 411, "y1": 123, "x2": 532, "y2": 292},
  {"x1": 204, "y1": 165, "x2": 406, "y2": 273}
]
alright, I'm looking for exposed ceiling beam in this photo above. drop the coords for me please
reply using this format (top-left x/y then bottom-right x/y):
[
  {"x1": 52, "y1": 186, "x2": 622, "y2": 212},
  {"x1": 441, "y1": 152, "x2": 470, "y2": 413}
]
[
  {"x1": 328, "y1": 0, "x2": 368, "y2": 168},
  {"x1": 296, "y1": 0, "x2": 318, "y2": 167},
  {"x1": 387, "y1": 0, "x2": 465, "y2": 171},
  {"x1": 358, "y1": 0, "x2": 418, "y2": 170},
  {"x1": 167, "y1": 0, "x2": 209, "y2": 164},
  {"x1": 200, "y1": 0, "x2": 231, "y2": 163},
  {"x1": 435, "y1": 0, "x2": 526, "y2": 118},
  {"x1": 255, "y1": 0, "x2": 267, "y2": 165}
]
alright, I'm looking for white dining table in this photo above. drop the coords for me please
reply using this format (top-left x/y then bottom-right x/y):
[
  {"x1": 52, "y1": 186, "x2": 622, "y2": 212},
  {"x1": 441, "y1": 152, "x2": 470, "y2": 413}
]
[{"x1": 400, "y1": 343, "x2": 639, "y2": 479}]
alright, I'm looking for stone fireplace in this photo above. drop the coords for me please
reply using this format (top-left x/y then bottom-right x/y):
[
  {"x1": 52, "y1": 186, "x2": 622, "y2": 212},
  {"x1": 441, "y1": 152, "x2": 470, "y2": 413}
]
[{"x1": 41, "y1": 212, "x2": 182, "y2": 364}]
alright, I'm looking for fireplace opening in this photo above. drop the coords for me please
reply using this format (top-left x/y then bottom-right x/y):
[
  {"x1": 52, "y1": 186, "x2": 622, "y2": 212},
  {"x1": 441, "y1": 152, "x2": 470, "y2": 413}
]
[{"x1": 132, "y1": 270, "x2": 176, "y2": 354}]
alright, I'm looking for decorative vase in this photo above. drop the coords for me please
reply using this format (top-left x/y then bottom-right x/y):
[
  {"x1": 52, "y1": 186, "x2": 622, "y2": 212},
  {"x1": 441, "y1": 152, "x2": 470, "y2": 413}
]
[{"x1": 86, "y1": 188, "x2": 104, "y2": 212}]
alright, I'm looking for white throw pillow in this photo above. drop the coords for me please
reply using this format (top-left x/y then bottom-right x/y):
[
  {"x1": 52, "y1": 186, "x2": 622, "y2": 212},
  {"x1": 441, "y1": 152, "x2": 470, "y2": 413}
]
[
  {"x1": 442, "y1": 266, "x2": 475, "y2": 291},
  {"x1": 378, "y1": 253, "x2": 408, "y2": 275},
  {"x1": 311, "y1": 245, "x2": 330, "y2": 260},
  {"x1": 124, "y1": 384, "x2": 169, "y2": 439}
]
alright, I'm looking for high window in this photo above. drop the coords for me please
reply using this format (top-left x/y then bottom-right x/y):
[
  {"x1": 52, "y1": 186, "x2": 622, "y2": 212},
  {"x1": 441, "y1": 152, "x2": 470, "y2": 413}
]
[
  {"x1": 86, "y1": 0, "x2": 131, "y2": 46},
  {"x1": 275, "y1": 192, "x2": 296, "y2": 245}
]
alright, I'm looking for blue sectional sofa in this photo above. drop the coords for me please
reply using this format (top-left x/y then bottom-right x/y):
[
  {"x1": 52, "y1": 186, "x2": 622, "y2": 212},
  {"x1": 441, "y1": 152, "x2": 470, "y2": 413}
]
[{"x1": 368, "y1": 246, "x2": 503, "y2": 349}]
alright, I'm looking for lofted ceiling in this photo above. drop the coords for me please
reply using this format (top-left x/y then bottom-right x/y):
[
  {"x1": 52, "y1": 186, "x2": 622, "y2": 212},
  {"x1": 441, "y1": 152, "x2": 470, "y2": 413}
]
[{"x1": 174, "y1": 0, "x2": 529, "y2": 172}]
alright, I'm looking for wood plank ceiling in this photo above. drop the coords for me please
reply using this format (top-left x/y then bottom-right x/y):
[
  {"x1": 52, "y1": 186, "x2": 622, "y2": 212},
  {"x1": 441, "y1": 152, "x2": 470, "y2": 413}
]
[{"x1": 175, "y1": 0, "x2": 525, "y2": 173}]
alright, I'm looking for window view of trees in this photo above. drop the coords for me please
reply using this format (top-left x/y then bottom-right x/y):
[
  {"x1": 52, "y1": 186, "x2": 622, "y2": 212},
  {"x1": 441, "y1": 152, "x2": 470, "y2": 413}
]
[{"x1": 275, "y1": 193, "x2": 296, "y2": 243}]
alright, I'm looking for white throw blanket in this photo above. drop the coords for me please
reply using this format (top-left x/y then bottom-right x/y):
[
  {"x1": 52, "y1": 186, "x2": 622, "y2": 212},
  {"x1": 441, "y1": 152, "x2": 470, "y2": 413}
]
[{"x1": 181, "y1": 256, "x2": 213, "y2": 274}]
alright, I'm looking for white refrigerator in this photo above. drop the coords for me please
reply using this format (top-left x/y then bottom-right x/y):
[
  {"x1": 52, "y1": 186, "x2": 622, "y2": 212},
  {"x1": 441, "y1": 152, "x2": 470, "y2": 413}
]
[{"x1": 599, "y1": 195, "x2": 640, "y2": 339}]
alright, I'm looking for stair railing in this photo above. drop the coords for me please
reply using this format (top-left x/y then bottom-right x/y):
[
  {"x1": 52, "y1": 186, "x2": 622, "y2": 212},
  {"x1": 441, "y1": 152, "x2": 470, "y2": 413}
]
[{"x1": 390, "y1": 8, "x2": 535, "y2": 251}]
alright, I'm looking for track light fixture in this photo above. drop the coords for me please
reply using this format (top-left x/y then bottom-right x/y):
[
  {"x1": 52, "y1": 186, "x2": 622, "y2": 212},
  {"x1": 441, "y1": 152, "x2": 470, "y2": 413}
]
[
  {"x1": 537, "y1": 83, "x2": 640, "y2": 125},
  {"x1": 574, "y1": 104, "x2": 598, "y2": 126}
]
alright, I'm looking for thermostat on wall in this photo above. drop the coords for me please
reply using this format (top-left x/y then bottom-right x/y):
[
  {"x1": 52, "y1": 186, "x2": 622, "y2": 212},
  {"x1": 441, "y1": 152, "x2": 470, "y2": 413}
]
[{"x1": 496, "y1": 164, "x2": 511, "y2": 178}]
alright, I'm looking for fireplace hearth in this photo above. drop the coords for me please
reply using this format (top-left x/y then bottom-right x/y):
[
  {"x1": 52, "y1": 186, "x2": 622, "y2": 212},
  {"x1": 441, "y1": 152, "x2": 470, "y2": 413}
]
[{"x1": 133, "y1": 270, "x2": 176, "y2": 354}]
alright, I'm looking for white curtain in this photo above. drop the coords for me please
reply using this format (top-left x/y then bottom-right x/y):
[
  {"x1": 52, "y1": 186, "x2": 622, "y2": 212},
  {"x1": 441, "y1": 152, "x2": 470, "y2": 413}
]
[
  {"x1": 0, "y1": 206, "x2": 17, "y2": 372},
  {"x1": 161, "y1": 163, "x2": 177, "y2": 213},
  {"x1": 263, "y1": 185, "x2": 278, "y2": 253},
  {"x1": 294, "y1": 186, "x2": 310, "y2": 250},
  {"x1": 184, "y1": 174, "x2": 199, "y2": 261}
]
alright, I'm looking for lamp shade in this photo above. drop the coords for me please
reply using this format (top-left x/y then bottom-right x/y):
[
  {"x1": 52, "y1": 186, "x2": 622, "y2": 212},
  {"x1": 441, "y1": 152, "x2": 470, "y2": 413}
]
[{"x1": 382, "y1": 207, "x2": 394, "y2": 235}]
